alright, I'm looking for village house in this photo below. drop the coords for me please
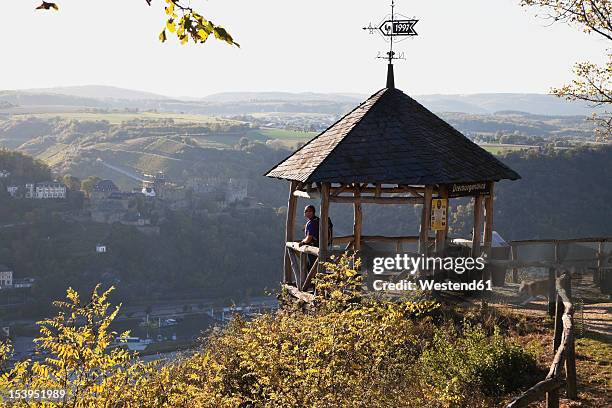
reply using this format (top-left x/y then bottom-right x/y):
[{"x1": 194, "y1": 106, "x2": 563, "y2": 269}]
[
  {"x1": 91, "y1": 179, "x2": 119, "y2": 201},
  {"x1": 0, "y1": 265, "x2": 12, "y2": 288},
  {"x1": 24, "y1": 181, "x2": 67, "y2": 199},
  {"x1": 90, "y1": 192, "x2": 135, "y2": 223},
  {"x1": 6, "y1": 185, "x2": 18, "y2": 197}
]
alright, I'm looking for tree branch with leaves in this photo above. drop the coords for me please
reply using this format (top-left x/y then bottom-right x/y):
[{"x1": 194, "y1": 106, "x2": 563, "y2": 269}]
[
  {"x1": 35, "y1": 0, "x2": 238, "y2": 47},
  {"x1": 521, "y1": 0, "x2": 611, "y2": 141}
]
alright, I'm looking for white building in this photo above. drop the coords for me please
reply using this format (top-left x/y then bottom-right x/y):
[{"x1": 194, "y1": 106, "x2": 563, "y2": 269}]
[
  {"x1": 225, "y1": 178, "x2": 248, "y2": 203},
  {"x1": 24, "y1": 183, "x2": 35, "y2": 198},
  {"x1": 35, "y1": 181, "x2": 67, "y2": 199},
  {"x1": 6, "y1": 186, "x2": 18, "y2": 197},
  {"x1": 141, "y1": 186, "x2": 156, "y2": 198},
  {"x1": 0, "y1": 265, "x2": 13, "y2": 288},
  {"x1": 96, "y1": 244, "x2": 107, "y2": 253}
]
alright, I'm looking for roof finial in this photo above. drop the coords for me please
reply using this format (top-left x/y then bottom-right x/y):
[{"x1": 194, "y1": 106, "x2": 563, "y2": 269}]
[{"x1": 386, "y1": 63, "x2": 395, "y2": 89}]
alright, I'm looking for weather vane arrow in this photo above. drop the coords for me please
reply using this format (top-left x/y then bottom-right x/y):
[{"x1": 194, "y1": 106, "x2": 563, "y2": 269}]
[
  {"x1": 378, "y1": 19, "x2": 418, "y2": 36},
  {"x1": 362, "y1": 0, "x2": 419, "y2": 88}
]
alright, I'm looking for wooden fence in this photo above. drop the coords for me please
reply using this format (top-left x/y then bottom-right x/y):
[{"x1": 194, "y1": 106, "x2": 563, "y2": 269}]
[{"x1": 507, "y1": 273, "x2": 577, "y2": 408}]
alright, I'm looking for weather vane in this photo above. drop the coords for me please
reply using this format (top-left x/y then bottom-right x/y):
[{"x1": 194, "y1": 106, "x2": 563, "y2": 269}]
[{"x1": 362, "y1": 0, "x2": 418, "y2": 64}]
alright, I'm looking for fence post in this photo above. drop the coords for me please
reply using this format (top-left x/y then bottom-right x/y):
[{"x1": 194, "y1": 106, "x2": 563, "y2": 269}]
[
  {"x1": 553, "y1": 292, "x2": 563, "y2": 352},
  {"x1": 563, "y1": 274, "x2": 578, "y2": 399},
  {"x1": 547, "y1": 267, "x2": 556, "y2": 317},
  {"x1": 546, "y1": 388, "x2": 559, "y2": 408},
  {"x1": 510, "y1": 245, "x2": 519, "y2": 283}
]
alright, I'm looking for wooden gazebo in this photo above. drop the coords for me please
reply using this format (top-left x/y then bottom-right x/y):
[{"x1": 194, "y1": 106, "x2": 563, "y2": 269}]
[{"x1": 265, "y1": 76, "x2": 520, "y2": 293}]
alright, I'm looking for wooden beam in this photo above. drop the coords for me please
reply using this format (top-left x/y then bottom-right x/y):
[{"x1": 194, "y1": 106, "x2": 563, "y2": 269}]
[
  {"x1": 333, "y1": 235, "x2": 429, "y2": 244},
  {"x1": 506, "y1": 378, "x2": 564, "y2": 408},
  {"x1": 282, "y1": 284, "x2": 315, "y2": 304},
  {"x1": 301, "y1": 259, "x2": 319, "y2": 291},
  {"x1": 353, "y1": 188, "x2": 362, "y2": 251},
  {"x1": 299, "y1": 252, "x2": 306, "y2": 289},
  {"x1": 483, "y1": 182, "x2": 494, "y2": 255},
  {"x1": 331, "y1": 184, "x2": 351, "y2": 196},
  {"x1": 284, "y1": 181, "x2": 298, "y2": 284},
  {"x1": 286, "y1": 247, "x2": 300, "y2": 286},
  {"x1": 330, "y1": 185, "x2": 427, "y2": 195},
  {"x1": 319, "y1": 183, "x2": 330, "y2": 266},
  {"x1": 419, "y1": 185, "x2": 433, "y2": 257},
  {"x1": 286, "y1": 241, "x2": 320, "y2": 256},
  {"x1": 329, "y1": 196, "x2": 423, "y2": 204},
  {"x1": 510, "y1": 237, "x2": 612, "y2": 244},
  {"x1": 435, "y1": 185, "x2": 449, "y2": 254},
  {"x1": 472, "y1": 195, "x2": 483, "y2": 257}
]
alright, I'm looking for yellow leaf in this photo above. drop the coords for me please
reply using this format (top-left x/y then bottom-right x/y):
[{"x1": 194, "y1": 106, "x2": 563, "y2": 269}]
[
  {"x1": 166, "y1": 19, "x2": 176, "y2": 33},
  {"x1": 198, "y1": 29, "x2": 209, "y2": 42}
]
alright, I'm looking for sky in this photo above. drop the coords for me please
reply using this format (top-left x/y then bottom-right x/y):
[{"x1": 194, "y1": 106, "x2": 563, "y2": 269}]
[{"x1": 1, "y1": 0, "x2": 607, "y2": 97}]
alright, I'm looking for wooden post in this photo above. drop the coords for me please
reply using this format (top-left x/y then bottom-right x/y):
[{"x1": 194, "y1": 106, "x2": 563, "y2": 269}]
[
  {"x1": 553, "y1": 285, "x2": 563, "y2": 351},
  {"x1": 483, "y1": 182, "x2": 495, "y2": 256},
  {"x1": 511, "y1": 245, "x2": 519, "y2": 283},
  {"x1": 563, "y1": 274, "x2": 578, "y2": 400},
  {"x1": 353, "y1": 186, "x2": 362, "y2": 251},
  {"x1": 284, "y1": 181, "x2": 298, "y2": 284},
  {"x1": 548, "y1": 267, "x2": 556, "y2": 318},
  {"x1": 435, "y1": 185, "x2": 448, "y2": 254},
  {"x1": 419, "y1": 185, "x2": 433, "y2": 257},
  {"x1": 319, "y1": 183, "x2": 330, "y2": 267},
  {"x1": 295, "y1": 252, "x2": 308, "y2": 290},
  {"x1": 595, "y1": 241, "x2": 603, "y2": 284},
  {"x1": 553, "y1": 244, "x2": 563, "y2": 348},
  {"x1": 471, "y1": 195, "x2": 483, "y2": 257},
  {"x1": 546, "y1": 389, "x2": 559, "y2": 408}
]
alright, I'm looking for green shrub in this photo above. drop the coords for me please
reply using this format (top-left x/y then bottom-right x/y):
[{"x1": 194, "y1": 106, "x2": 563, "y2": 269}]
[{"x1": 419, "y1": 323, "x2": 538, "y2": 405}]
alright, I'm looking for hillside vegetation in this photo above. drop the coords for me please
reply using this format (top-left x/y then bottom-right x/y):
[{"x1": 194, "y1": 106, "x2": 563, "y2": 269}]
[
  {"x1": 0, "y1": 258, "x2": 544, "y2": 407},
  {"x1": 0, "y1": 145, "x2": 610, "y2": 312}
]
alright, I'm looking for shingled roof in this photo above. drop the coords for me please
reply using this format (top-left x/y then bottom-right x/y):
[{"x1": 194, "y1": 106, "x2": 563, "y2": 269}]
[{"x1": 265, "y1": 87, "x2": 520, "y2": 185}]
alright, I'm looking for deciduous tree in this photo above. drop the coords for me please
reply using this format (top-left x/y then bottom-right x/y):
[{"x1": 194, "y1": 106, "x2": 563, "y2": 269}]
[
  {"x1": 521, "y1": 0, "x2": 611, "y2": 141},
  {"x1": 35, "y1": 0, "x2": 238, "y2": 47}
]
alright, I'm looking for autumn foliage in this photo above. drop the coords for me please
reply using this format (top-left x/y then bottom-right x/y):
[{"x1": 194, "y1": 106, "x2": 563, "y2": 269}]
[{"x1": 0, "y1": 255, "x2": 538, "y2": 407}]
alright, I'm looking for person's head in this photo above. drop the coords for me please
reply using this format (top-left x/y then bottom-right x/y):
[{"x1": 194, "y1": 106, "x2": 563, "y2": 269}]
[{"x1": 304, "y1": 205, "x2": 316, "y2": 220}]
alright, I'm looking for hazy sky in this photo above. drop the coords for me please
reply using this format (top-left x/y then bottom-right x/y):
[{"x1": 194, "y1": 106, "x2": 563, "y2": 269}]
[{"x1": 1, "y1": 0, "x2": 607, "y2": 97}]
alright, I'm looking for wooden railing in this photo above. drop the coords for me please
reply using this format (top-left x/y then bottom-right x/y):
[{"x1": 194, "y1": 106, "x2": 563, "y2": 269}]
[
  {"x1": 331, "y1": 235, "x2": 435, "y2": 253},
  {"x1": 285, "y1": 242, "x2": 319, "y2": 291},
  {"x1": 507, "y1": 273, "x2": 577, "y2": 408}
]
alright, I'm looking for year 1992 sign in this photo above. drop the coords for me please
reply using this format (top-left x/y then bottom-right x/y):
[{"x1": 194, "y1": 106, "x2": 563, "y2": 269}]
[{"x1": 379, "y1": 19, "x2": 418, "y2": 36}]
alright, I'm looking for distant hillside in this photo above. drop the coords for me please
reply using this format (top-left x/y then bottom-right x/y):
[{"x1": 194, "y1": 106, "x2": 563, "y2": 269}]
[
  {"x1": 0, "y1": 86, "x2": 606, "y2": 116},
  {"x1": 202, "y1": 92, "x2": 366, "y2": 103},
  {"x1": 23, "y1": 85, "x2": 169, "y2": 101},
  {"x1": 416, "y1": 93, "x2": 604, "y2": 116},
  {"x1": 0, "y1": 90, "x2": 107, "y2": 109}
]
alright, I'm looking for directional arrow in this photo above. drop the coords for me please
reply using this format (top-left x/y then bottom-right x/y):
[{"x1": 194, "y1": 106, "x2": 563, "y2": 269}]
[{"x1": 378, "y1": 19, "x2": 418, "y2": 36}]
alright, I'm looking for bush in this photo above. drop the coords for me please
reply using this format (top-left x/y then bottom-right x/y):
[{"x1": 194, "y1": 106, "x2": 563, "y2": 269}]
[
  {"x1": 0, "y1": 255, "x2": 540, "y2": 407},
  {"x1": 419, "y1": 323, "x2": 538, "y2": 405}
]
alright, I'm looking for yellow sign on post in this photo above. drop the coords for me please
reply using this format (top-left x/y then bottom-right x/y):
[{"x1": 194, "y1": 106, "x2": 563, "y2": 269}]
[{"x1": 430, "y1": 198, "x2": 447, "y2": 231}]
